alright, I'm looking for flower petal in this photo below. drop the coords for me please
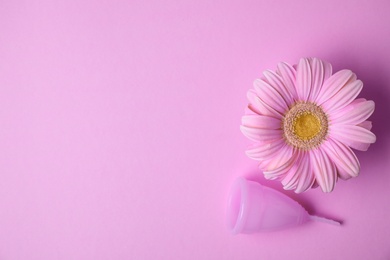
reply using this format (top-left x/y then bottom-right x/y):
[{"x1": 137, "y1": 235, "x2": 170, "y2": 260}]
[
  {"x1": 307, "y1": 58, "x2": 324, "y2": 102},
  {"x1": 321, "y1": 139, "x2": 360, "y2": 180},
  {"x1": 240, "y1": 125, "x2": 282, "y2": 142},
  {"x1": 281, "y1": 153, "x2": 303, "y2": 191},
  {"x1": 241, "y1": 115, "x2": 281, "y2": 129},
  {"x1": 328, "y1": 98, "x2": 366, "y2": 121},
  {"x1": 254, "y1": 79, "x2": 289, "y2": 114},
  {"x1": 329, "y1": 125, "x2": 376, "y2": 151},
  {"x1": 247, "y1": 90, "x2": 282, "y2": 119},
  {"x1": 358, "y1": 120, "x2": 372, "y2": 131},
  {"x1": 245, "y1": 140, "x2": 285, "y2": 161},
  {"x1": 295, "y1": 154, "x2": 315, "y2": 193},
  {"x1": 276, "y1": 62, "x2": 297, "y2": 100},
  {"x1": 315, "y1": 69, "x2": 355, "y2": 104},
  {"x1": 322, "y1": 80, "x2": 363, "y2": 113},
  {"x1": 310, "y1": 148, "x2": 337, "y2": 192},
  {"x1": 263, "y1": 148, "x2": 299, "y2": 180},
  {"x1": 263, "y1": 70, "x2": 294, "y2": 106},
  {"x1": 331, "y1": 100, "x2": 374, "y2": 126},
  {"x1": 350, "y1": 142, "x2": 371, "y2": 151},
  {"x1": 260, "y1": 144, "x2": 293, "y2": 174},
  {"x1": 282, "y1": 152, "x2": 314, "y2": 192},
  {"x1": 322, "y1": 60, "x2": 333, "y2": 83},
  {"x1": 296, "y1": 58, "x2": 312, "y2": 101}
]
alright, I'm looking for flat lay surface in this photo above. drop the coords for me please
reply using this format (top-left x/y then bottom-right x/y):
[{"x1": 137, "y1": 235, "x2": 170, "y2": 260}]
[{"x1": 0, "y1": 1, "x2": 389, "y2": 259}]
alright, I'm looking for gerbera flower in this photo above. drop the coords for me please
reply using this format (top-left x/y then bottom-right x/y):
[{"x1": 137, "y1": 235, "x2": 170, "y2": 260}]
[{"x1": 241, "y1": 58, "x2": 376, "y2": 193}]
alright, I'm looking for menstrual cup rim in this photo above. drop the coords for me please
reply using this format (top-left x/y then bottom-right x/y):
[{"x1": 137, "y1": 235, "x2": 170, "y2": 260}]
[{"x1": 227, "y1": 177, "x2": 249, "y2": 234}]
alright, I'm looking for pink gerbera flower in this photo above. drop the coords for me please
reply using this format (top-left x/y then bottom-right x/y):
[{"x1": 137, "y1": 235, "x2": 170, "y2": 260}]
[{"x1": 241, "y1": 58, "x2": 376, "y2": 193}]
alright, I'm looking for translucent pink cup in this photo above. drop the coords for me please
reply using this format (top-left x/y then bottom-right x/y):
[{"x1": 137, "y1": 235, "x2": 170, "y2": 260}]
[{"x1": 227, "y1": 178, "x2": 340, "y2": 234}]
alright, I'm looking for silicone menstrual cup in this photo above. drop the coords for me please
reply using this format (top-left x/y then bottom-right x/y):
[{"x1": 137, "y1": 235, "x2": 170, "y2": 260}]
[{"x1": 227, "y1": 178, "x2": 340, "y2": 234}]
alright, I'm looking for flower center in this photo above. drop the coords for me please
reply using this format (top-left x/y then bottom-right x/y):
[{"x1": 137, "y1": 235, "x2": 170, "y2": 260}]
[
  {"x1": 293, "y1": 113, "x2": 321, "y2": 140},
  {"x1": 282, "y1": 102, "x2": 328, "y2": 149}
]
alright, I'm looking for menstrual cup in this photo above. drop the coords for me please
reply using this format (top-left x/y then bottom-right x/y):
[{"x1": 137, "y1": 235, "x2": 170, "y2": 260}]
[{"x1": 227, "y1": 178, "x2": 340, "y2": 234}]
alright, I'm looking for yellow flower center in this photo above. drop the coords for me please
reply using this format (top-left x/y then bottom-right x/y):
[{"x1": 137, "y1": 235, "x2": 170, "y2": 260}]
[
  {"x1": 282, "y1": 102, "x2": 328, "y2": 150},
  {"x1": 293, "y1": 113, "x2": 321, "y2": 140}
]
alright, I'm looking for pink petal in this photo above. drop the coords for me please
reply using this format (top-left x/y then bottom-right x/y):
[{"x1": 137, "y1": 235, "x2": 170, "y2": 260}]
[
  {"x1": 295, "y1": 154, "x2": 315, "y2": 193},
  {"x1": 263, "y1": 149, "x2": 299, "y2": 181},
  {"x1": 241, "y1": 115, "x2": 281, "y2": 129},
  {"x1": 321, "y1": 139, "x2": 360, "y2": 180},
  {"x1": 247, "y1": 90, "x2": 282, "y2": 119},
  {"x1": 358, "y1": 120, "x2": 372, "y2": 131},
  {"x1": 254, "y1": 79, "x2": 289, "y2": 114},
  {"x1": 260, "y1": 144, "x2": 293, "y2": 174},
  {"x1": 245, "y1": 140, "x2": 285, "y2": 161},
  {"x1": 329, "y1": 98, "x2": 366, "y2": 121},
  {"x1": 331, "y1": 100, "x2": 374, "y2": 126},
  {"x1": 281, "y1": 154, "x2": 302, "y2": 191},
  {"x1": 276, "y1": 62, "x2": 298, "y2": 101},
  {"x1": 240, "y1": 125, "x2": 282, "y2": 142},
  {"x1": 322, "y1": 60, "x2": 333, "y2": 83},
  {"x1": 310, "y1": 148, "x2": 337, "y2": 192},
  {"x1": 343, "y1": 141, "x2": 371, "y2": 152},
  {"x1": 282, "y1": 152, "x2": 314, "y2": 192},
  {"x1": 307, "y1": 58, "x2": 324, "y2": 102},
  {"x1": 296, "y1": 58, "x2": 312, "y2": 101},
  {"x1": 329, "y1": 125, "x2": 376, "y2": 151},
  {"x1": 315, "y1": 69, "x2": 355, "y2": 104},
  {"x1": 263, "y1": 70, "x2": 294, "y2": 106},
  {"x1": 322, "y1": 80, "x2": 363, "y2": 113}
]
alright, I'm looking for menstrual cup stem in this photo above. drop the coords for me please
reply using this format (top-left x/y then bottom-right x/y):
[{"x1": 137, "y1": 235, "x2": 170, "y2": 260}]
[{"x1": 309, "y1": 215, "x2": 341, "y2": 226}]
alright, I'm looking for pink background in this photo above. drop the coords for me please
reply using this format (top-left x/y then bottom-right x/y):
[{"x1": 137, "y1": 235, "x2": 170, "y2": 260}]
[{"x1": 1, "y1": 1, "x2": 390, "y2": 259}]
